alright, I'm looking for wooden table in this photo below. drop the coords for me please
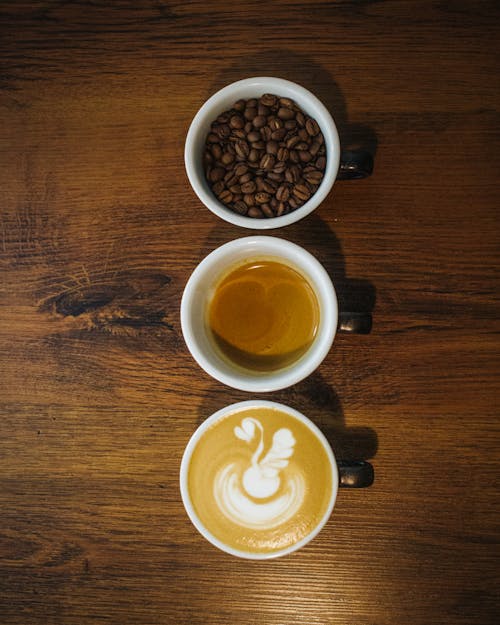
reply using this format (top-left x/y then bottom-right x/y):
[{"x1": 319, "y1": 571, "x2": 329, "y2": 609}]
[{"x1": 1, "y1": 2, "x2": 499, "y2": 624}]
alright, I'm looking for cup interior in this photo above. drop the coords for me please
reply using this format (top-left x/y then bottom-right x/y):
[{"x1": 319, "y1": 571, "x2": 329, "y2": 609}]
[
  {"x1": 180, "y1": 236, "x2": 338, "y2": 392},
  {"x1": 184, "y1": 77, "x2": 341, "y2": 228},
  {"x1": 179, "y1": 400, "x2": 339, "y2": 559}
]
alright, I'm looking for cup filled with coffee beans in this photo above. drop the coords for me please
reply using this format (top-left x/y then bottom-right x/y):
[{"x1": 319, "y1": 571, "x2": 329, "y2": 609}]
[
  {"x1": 180, "y1": 236, "x2": 370, "y2": 392},
  {"x1": 184, "y1": 77, "x2": 373, "y2": 228},
  {"x1": 180, "y1": 400, "x2": 374, "y2": 559}
]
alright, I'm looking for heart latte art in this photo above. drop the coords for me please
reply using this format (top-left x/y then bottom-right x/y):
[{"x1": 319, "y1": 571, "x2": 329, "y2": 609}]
[{"x1": 185, "y1": 406, "x2": 334, "y2": 555}]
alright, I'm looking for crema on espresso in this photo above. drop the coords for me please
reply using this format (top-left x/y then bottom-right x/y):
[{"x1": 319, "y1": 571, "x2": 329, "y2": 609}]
[{"x1": 185, "y1": 405, "x2": 334, "y2": 555}]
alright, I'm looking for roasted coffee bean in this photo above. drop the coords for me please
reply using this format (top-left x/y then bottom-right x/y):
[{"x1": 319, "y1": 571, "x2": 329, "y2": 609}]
[
  {"x1": 209, "y1": 167, "x2": 225, "y2": 182},
  {"x1": 262, "y1": 179, "x2": 277, "y2": 193},
  {"x1": 232, "y1": 200, "x2": 248, "y2": 215},
  {"x1": 248, "y1": 206, "x2": 264, "y2": 218},
  {"x1": 303, "y1": 169, "x2": 323, "y2": 185},
  {"x1": 305, "y1": 117, "x2": 320, "y2": 136},
  {"x1": 253, "y1": 115, "x2": 267, "y2": 129},
  {"x1": 229, "y1": 114, "x2": 245, "y2": 129},
  {"x1": 248, "y1": 148, "x2": 260, "y2": 163},
  {"x1": 255, "y1": 192, "x2": 271, "y2": 204},
  {"x1": 271, "y1": 128, "x2": 287, "y2": 141},
  {"x1": 260, "y1": 153, "x2": 275, "y2": 170},
  {"x1": 204, "y1": 93, "x2": 326, "y2": 219},
  {"x1": 235, "y1": 141, "x2": 250, "y2": 159},
  {"x1": 234, "y1": 164, "x2": 248, "y2": 177},
  {"x1": 277, "y1": 107, "x2": 295, "y2": 120},
  {"x1": 241, "y1": 181, "x2": 256, "y2": 194},
  {"x1": 219, "y1": 189, "x2": 233, "y2": 203},
  {"x1": 277, "y1": 147, "x2": 289, "y2": 162},
  {"x1": 293, "y1": 184, "x2": 311, "y2": 201},
  {"x1": 221, "y1": 151, "x2": 234, "y2": 166},
  {"x1": 260, "y1": 93, "x2": 277, "y2": 107},
  {"x1": 243, "y1": 193, "x2": 255, "y2": 206},
  {"x1": 266, "y1": 140, "x2": 278, "y2": 155},
  {"x1": 244, "y1": 107, "x2": 257, "y2": 121},
  {"x1": 260, "y1": 203, "x2": 274, "y2": 217},
  {"x1": 276, "y1": 184, "x2": 290, "y2": 202},
  {"x1": 316, "y1": 156, "x2": 326, "y2": 170}
]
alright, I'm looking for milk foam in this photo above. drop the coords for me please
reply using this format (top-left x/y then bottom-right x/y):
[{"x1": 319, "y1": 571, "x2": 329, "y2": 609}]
[{"x1": 212, "y1": 417, "x2": 306, "y2": 529}]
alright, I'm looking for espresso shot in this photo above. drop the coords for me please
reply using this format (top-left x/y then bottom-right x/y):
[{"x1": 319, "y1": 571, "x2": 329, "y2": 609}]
[{"x1": 207, "y1": 258, "x2": 319, "y2": 373}]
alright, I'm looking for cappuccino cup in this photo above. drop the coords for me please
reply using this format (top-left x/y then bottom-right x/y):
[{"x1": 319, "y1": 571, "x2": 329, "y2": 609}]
[
  {"x1": 180, "y1": 400, "x2": 374, "y2": 559},
  {"x1": 181, "y1": 235, "x2": 369, "y2": 392}
]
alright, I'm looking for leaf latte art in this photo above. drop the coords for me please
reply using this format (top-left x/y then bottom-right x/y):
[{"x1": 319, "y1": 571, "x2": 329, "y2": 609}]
[{"x1": 185, "y1": 406, "x2": 335, "y2": 555}]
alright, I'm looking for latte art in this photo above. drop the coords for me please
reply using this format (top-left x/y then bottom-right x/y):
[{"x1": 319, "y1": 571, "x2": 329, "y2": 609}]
[
  {"x1": 213, "y1": 418, "x2": 306, "y2": 529},
  {"x1": 184, "y1": 405, "x2": 335, "y2": 556}
]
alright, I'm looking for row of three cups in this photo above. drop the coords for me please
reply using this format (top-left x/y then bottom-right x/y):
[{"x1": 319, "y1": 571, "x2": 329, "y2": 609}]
[{"x1": 180, "y1": 77, "x2": 374, "y2": 559}]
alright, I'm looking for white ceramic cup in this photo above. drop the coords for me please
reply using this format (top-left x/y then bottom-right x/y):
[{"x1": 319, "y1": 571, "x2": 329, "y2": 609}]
[
  {"x1": 180, "y1": 235, "x2": 338, "y2": 392},
  {"x1": 184, "y1": 76, "x2": 341, "y2": 229},
  {"x1": 179, "y1": 400, "x2": 338, "y2": 559}
]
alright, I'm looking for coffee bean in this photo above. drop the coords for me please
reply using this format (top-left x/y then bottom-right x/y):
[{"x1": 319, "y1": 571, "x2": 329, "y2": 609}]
[
  {"x1": 221, "y1": 151, "x2": 234, "y2": 166},
  {"x1": 248, "y1": 206, "x2": 264, "y2": 218},
  {"x1": 209, "y1": 167, "x2": 225, "y2": 182},
  {"x1": 219, "y1": 189, "x2": 233, "y2": 203},
  {"x1": 305, "y1": 117, "x2": 320, "y2": 136},
  {"x1": 243, "y1": 193, "x2": 255, "y2": 206},
  {"x1": 235, "y1": 141, "x2": 249, "y2": 159},
  {"x1": 260, "y1": 93, "x2": 277, "y2": 107},
  {"x1": 277, "y1": 107, "x2": 295, "y2": 120},
  {"x1": 244, "y1": 107, "x2": 257, "y2": 121},
  {"x1": 266, "y1": 140, "x2": 278, "y2": 155},
  {"x1": 230, "y1": 114, "x2": 245, "y2": 129},
  {"x1": 260, "y1": 203, "x2": 274, "y2": 217},
  {"x1": 253, "y1": 115, "x2": 267, "y2": 129},
  {"x1": 276, "y1": 184, "x2": 290, "y2": 201},
  {"x1": 255, "y1": 192, "x2": 271, "y2": 204},
  {"x1": 303, "y1": 169, "x2": 323, "y2": 185},
  {"x1": 271, "y1": 128, "x2": 287, "y2": 141},
  {"x1": 260, "y1": 153, "x2": 275, "y2": 170},
  {"x1": 204, "y1": 93, "x2": 326, "y2": 219},
  {"x1": 232, "y1": 200, "x2": 248, "y2": 215},
  {"x1": 277, "y1": 147, "x2": 289, "y2": 162},
  {"x1": 241, "y1": 181, "x2": 256, "y2": 194},
  {"x1": 234, "y1": 164, "x2": 248, "y2": 177},
  {"x1": 293, "y1": 184, "x2": 311, "y2": 201}
]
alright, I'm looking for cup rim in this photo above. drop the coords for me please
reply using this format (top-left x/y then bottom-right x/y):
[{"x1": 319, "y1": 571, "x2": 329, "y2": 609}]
[
  {"x1": 180, "y1": 236, "x2": 338, "y2": 392},
  {"x1": 184, "y1": 76, "x2": 341, "y2": 229},
  {"x1": 179, "y1": 400, "x2": 339, "y2": 559}
]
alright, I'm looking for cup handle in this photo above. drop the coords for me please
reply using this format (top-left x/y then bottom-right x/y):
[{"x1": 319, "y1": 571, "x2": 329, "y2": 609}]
[
  {"x1": 337, "y1": 150, "x2": 374, "y2": 180},
  {"x1": 338, "y1": 461, "x2": 374, "y2": 488},
  {"x1": 338, "y1": 311, "x2": 372, "y2": 334}
]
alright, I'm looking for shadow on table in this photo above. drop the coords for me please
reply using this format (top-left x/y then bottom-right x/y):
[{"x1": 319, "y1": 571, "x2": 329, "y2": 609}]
[
  {"x1": 196, "y1": 372, "x2": 377, "y2": 464},
  {"x1": 194, "y1": 214, "x2": 377, "y2": 463},
  {"x1": 205, "y1": 49, "x2": 378, "y2": 159}
]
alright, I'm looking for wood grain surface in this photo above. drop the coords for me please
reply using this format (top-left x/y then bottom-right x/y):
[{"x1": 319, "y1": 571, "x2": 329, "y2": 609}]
[{"x1": 1, "y1": 1, "x2": 499, "y2": 624}]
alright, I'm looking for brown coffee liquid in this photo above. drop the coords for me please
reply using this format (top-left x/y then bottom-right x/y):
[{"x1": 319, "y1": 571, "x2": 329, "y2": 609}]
[
  {"x1": 207, "y1": 259, "x2": 319, "y2": 372},
  {"x1": 187, "y1": 406, "x2": 334, "y2": 555}
]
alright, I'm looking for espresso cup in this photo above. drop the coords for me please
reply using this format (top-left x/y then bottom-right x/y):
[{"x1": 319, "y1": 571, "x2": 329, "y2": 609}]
[
  {"x1": 181, "y1": 235, "x2": 339, "y2": 392},
  {"x1": 184, "y1": 76, "x2": 373, "y2": 229},
  {"x1": 180, "y1": 400, "x2": 374, "y2": 559}
]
